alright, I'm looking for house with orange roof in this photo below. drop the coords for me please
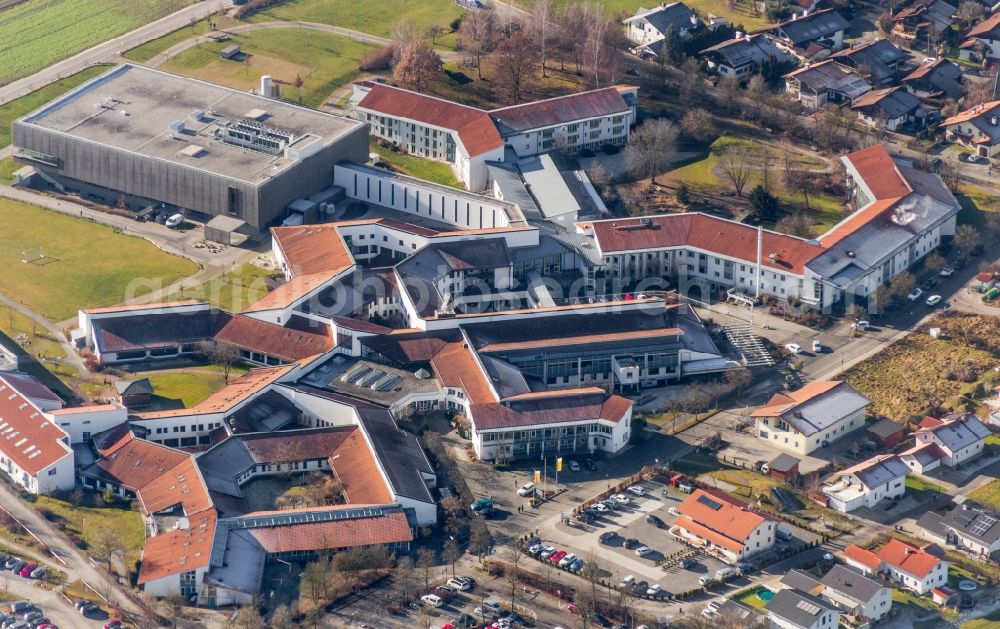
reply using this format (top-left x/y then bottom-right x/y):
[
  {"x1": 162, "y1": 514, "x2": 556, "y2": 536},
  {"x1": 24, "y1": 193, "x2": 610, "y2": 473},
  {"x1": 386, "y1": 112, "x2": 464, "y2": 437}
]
[
  {"x1": 961, "y1": 11, "x2": 1000, "y2": 62},
  {"x1": 844, "y1": 539, "x2": 949, "y2": 595},
  {"x1": 752, "y1": 380, "x2": 871, "y2": 455},
  {"x1": 942, "y1": 100, "x2": 1000, "y2": 159},
  {"x1": 669, "y1": 488, "x2": 778, "y2": 564}
]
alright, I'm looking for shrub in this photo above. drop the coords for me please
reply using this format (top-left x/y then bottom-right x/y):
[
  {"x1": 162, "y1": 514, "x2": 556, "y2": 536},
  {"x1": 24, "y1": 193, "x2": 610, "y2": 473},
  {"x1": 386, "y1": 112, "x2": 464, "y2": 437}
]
[{"x1": 359, "y1": 45, "x2": 395, "y2": 72}]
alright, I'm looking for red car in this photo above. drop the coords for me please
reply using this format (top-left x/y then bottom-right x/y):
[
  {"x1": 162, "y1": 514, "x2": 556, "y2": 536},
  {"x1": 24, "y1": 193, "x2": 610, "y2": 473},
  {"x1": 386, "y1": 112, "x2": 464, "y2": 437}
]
[
  {"x1": 19, "y1": 563, "x2": 35, "y2": 577},
  {"x1": 550, "y1": 549, "x2": 567, "y2": 563}
]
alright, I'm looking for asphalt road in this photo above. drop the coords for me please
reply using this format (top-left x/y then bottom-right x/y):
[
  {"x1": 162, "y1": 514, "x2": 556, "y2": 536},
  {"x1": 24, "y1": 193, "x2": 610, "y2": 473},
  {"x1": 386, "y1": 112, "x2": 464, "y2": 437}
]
[{"x1": 0, "y1": 0, "x2": 234, "y2": 106}]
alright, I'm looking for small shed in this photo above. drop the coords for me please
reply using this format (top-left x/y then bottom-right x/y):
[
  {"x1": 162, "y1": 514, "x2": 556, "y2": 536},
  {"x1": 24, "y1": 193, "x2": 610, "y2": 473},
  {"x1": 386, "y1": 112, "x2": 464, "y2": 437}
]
[
  {"x1": 114, "y1": 378, "x2": 153, "y2": 408},
  {"x1": 766, "y1": 453, "x2": 800, "y2": 483},
  {"x1": 220, "y1": 45, "x2": 241, "y2": 60},
  {"x1": 205, "y1": 214, "x2": 248, "y2": 245},
  {"x1": 866, "y1": 418, "x2": 905, "y2": 448},
  {"x1": 932, "y1": 586, "x2": 957, "y2": 606}
]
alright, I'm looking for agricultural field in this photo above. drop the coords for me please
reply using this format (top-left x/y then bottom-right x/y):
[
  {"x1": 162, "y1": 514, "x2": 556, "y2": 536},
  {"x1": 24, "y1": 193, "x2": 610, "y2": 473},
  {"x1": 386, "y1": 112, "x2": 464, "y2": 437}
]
[
  {"x1": 0, "y1": 64, "x2": 111, "y2": 148},
  {"x1": 0, "y1": 0, "x2": 192, "y2": 86},
  {"x1": 844, "y1": 312, "x2": 1000, "y2": 420},
  {"x1": 247, "y1": 0, "x2": 464, "y2": 39},
  {"x1": 0, "y1": 198, "x2": 198, "y2": 321},
  {"x1": 160, "y1": 29, "x2": 376, "y2": 109},
  {"x1": 515, "y1": 0, "x2": 770, "y2": 30}
]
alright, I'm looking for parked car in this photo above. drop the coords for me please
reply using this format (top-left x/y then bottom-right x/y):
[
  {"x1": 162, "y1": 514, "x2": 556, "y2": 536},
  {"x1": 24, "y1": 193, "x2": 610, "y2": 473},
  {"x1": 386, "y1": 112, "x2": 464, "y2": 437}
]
[
  {"x1": 907, "y1": 288, "x2": 923, "y2": 301},
  {"x1": 164, "y1": 213, "x2": 184, "y2": 229},
  {"x1": 593, "y1": 502, "x2": 610, "y2": 513},
  {"x1": 611, "y1": 493, "x2": 630, "y2": 505},
  {"x1": 569, "y1": 461, "x2": 581, "y2": 472},
  {"x1": 4, "y1": 558, "x2": 21, "y2": 571},
  {"x1": 715, "y1": 566, "x2": 740, "y2": 580},
  {"x1": 18, "y1": 565, "x2": 35, "y2": 578},
  {"x1": 920, "y1": 279, "x2": 936, "y2": 291},
  {"x1": 646, "y1": 514, "x2": 665, "y2": 528},
  {"x1": 517, "y1": 483, "x2": 536, "y2": 497},
  {"x1": 680, "y1": 558, "x2": 697, "y2": 569},
  {"x1": 668, "y1": 506, "x2": 680, "y2": 516},
  {"x1": 527, "y1": 543, "x2": 543, "y2": 556},
  {"x1": 421, "y1": 594, "x2": 444, "y2": 608},
  {"x1": 623, "y1": 538, "x2": 640, "y2": 549},
  {"x1": 626, "y1": 485, "x2": 646, "y2": 496},
  {"x1": 9, "y1": 603, "x2": 30, "y2": 615},
  {"x1": 854, "y1": 320, "x2": 871, "y2": 331},
  {"x1": 620, "y1": 575, "x2": 635, "y2": 587},
  {"x1": 784, "y1": 343, "x2": 802, "y2": 354},
  {"x1": 599, "y1": 531, "x2": 617, "y2": 544},
  {"x1": 925, "y1": 294, "x2": 942, "y2": 306},
  {"x1": 634, "y1": 546, "x2": 653, "y2": 557},
  {"x1": 939, "y1": 266, "x2": 954, "y2": 277},
  {"x1": 584, "y1": 459, "x2": 597, "y2": 471},
  {"x1": 8, "y1": 561, "x2": 25, "y2": 574},
  {"x1": 539, "y1": 546, "x2": 557, "y2": 559},
  {"x1": 590, "y1": 613, "x2": 611, "y2": 627},
  {"x1": 677, "y1": 479, "x2": 694, "y2": 493},
  {"x1": 569, "y1": 558, "x2": 584, "y2": 571},
  {"x1": 28, "y1": 567, "x2": 45, "y2": 580},
  {"x1": 646, "y1": 584, "x2": 662, "y2": 597},
  {"x1": 575, "y1": 512, "x2": 594, "y2": 524},
  {"x1": 699, "y1": 575, "x2": 717, "y2": 586},
  {"x1": 811, "y1": 340, "x2": 822, "y2": 353},
  {"x1": 558, "y1": 553, "x2": 577, "y2": 568},
  {"x1": 550, "y1": 549, "x2": 567, "y2": 563}
]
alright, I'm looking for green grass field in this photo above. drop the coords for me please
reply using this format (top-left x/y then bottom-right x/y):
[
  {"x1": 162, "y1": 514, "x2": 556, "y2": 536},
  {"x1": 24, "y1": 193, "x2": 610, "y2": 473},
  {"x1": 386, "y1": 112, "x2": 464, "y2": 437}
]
[
  {"x1": 0, "y1": 198, "x2": 198, "y2": 321},
  {"x1": 140, "y1": 367, "x2": 246, "y2": 409},
  {"x1": 963, "y1": 609, "x2": 1000, "y2": 629},
  {"x1": 0, "y1": 0, "x2": 192, "y2": 86},
  {"x1": 169, "y1": 263, "x2": 275, "y2": 312},
  {"x1": 161, "y1": 29, "x2": 375, "y2": 108},
  {"x1": 0, "y1": 156, "x2": 19, "y2": 184},
  {"x1": 371, "y1": 143, "x2": 463, "y2": 189},
  {"x1": 34, "y1": 495, "x2": 145, "y2": 554},
  {"x1": 0, "y1": 64, "x2": 111, "y2": 148},
  {"x1": 514, "y1": 0, "x2": 769, "y2": 30},
  {"x1": 967, "y1": 479, "x2": 1000, "y2": 512},
  {"x1": 122, "y1": 16, "x2": 238, "y2": 63},
  {"x1": 247, "y1": 0, "x2": 463, "y2": 38}
]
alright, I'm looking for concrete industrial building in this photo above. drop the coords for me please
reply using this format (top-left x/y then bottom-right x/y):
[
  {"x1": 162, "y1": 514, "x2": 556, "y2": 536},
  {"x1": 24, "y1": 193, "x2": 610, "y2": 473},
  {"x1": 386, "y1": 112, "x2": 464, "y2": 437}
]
[{"x1": 12, "y1": 64, "x2": 368, "y2": 233}]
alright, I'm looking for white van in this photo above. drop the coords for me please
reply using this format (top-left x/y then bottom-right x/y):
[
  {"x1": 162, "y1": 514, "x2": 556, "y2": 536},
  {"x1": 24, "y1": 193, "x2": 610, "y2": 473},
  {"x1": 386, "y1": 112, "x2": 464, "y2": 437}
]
[
  {"x1": 421, "y1": 593, "x2": 444, "y2": 608},
  {"x1": 715, "y1": 566, "x2": 739, "y2": 581}
]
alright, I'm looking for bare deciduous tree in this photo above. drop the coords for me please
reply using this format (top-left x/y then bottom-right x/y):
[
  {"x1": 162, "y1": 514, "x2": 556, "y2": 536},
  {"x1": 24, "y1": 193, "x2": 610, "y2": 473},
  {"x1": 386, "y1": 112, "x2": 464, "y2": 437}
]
[
  {"x1": 394, "y1": 40, "x2": 442, "y2": 93},
  {"x1": 443, "y1": 538, "x2": 462, "y2": 577},
  {"x1": 720, "y1": 148, "x2": 755, "y2": 197},
  {"x1": 775, "y1": 212, "x2": 815, "y2": 238},
  {"x1": 459, "y1": 8, "x2": 498, "y2": 79},
  {"x1": 416, "y1": 547, "x2": 436, "y2": 591},
  {"x1": 954, "y1": 223, "x2": 981, "y2": 257},
  {"x1": 625, "y1": 118, "x2": 678, "y2": 184},
  {"x1": 679, "y1": 108, "x2": 715, "y2": 144},
  {"x1": 531, "y1": 0, "x2": 554, "y2": 77},
  {"x1": 491, "y1": 30, "x2": 536, "y2": 104}
]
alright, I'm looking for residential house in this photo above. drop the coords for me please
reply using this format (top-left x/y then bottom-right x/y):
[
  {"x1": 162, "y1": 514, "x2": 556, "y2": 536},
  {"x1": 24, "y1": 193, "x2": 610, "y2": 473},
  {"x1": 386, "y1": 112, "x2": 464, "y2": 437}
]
[
  {"x1": 781, "y1": 565, "x2": 893, "y2": 622},
  {"x1": 699, "y1": 32, "x2": 797, "y2": 78},
  {"x1": 767, "y1": 9, "x2": 850, "y2": 60},
  {"x1": 765, "y1": 588, "x2": 841, "y2": 629},
  {"x1": 961, "y1": 12, "x2": 1000, "y2": 62},
  {"x1": 784, "y1": 60, "x2": 872, "y2": 109},
  {"x1": 669, "y1": 488, "x2": 777, "y2": 564},
  {"x1": 830, "y1": 38, "x2": 910, "y2": 87},
  {"x1": 851, "y1": 87, "x2": 925, "y2": 131},
  {"x1": 752, "y1": 380, "x2": 872, "y2": 456},
  {"x1": 623, "y1": 2, "x2": 702, "y2": 48},
  {"x1": 942, "y1": 101, "x2": 1000, "y2": 159},
  {"x1": 918, "y1": 504, "x2": 1000, "y2": 557},
  {"x1": 349, "y1": 81, "x2": 504, "y2": 192},
  {"x1": 844, "y1": 540, "x2": 949, "y2": 595},
  {"x1": 822, "y1": 454, "x2": 909, "y2": 513},
  {"x1": 902, "y1": 58, "x2": 965, "y2": 100},
  {"x1": 901, "y1": 413, "x2": 990, "y2": 473},
  {"x1": 892, "y1": 0, "x2": 957, "y2": 41}
]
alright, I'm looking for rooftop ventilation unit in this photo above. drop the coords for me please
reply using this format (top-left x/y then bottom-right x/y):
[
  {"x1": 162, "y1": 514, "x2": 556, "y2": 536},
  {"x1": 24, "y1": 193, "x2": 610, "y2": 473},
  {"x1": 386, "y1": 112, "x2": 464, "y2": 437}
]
[{"x1": 220, "y1": 119, "x2": 294, "y2": 155}]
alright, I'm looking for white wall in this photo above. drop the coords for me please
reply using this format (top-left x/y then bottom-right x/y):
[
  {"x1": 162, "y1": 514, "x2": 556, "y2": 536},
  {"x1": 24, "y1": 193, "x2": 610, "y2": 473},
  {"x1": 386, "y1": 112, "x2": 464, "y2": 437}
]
[{"x1": 47, "y1": 405, "x2": 127, "y2": 444}]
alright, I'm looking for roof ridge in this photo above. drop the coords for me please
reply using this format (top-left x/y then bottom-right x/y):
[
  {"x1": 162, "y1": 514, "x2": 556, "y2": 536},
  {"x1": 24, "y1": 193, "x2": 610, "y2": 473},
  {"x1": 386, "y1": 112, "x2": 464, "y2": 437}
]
[{"x1": 489, "y1": 86, "x2": 620, "y2": 113}]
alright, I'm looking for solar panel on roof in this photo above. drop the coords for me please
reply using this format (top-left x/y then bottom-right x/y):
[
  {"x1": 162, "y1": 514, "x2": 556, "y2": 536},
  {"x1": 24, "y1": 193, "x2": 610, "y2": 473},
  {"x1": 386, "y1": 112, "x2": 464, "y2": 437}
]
[
  {"x1": 796, "y1": 600, "x2": 822, "y2": 615},
  {"x1": 970, "y1": 514, "x2": 997, "y2": 537},
  {"x1": 696, "y1": 495, "x2": 722, "y2": 510}
]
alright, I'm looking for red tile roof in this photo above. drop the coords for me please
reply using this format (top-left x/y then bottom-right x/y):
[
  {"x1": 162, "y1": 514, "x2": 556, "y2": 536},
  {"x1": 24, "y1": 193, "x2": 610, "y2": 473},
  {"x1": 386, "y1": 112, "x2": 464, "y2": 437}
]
[
  {"x1": 580, "y1": 213, "x2": 823, "y2": 275},
  {"x1": 214, "y1": 314, "x2": 334, "y2": 362},
  {"x1": 0, "y1": 380, "x2": 72, "y2": 476},
  {"x1": 876, "y1": 539, "x2": 944, "y2": 578},
  {"x1": 246, "y1": 509, "x2": 412, "y2": 554},
  {"x1": 138, "y1": 509, "x2": 216, "y2": 584},
  {"x1": 844, "y1": 544, "x2": 882, "y2": 570},
  {"x1": 137, "y1": 456, "x2": 212, "y2": 516},
  {"x1": 673, "y1": 514, "x2": 745, "y2": 553},
  {"x1": 91, "y1": 434, "x2": 190, "y2": 491},
  {"x1": 966, "y1": 12, "x2": 1000, "y2": 38},
  {"x1": 329, "y1": 429, "x2": 394, "y2": 505},
  {"x1": 942, "y1": 101, "x2": 1000, "y2": 127},
  {"x1": 490, "y1": 87, "x2": 630, "y2": 133},
  {"x1": 676, "y1": 488, "x2": 771, "y2": 542},
  {"x1": 356, "y1": 83, "x2": 502, "y2": 157},
  {"x1": 842, "y1": 144, "x2": 911, "y2": 200},
  {"x1": 430, "y1": 341, "x2": 496, "y2": 405}
]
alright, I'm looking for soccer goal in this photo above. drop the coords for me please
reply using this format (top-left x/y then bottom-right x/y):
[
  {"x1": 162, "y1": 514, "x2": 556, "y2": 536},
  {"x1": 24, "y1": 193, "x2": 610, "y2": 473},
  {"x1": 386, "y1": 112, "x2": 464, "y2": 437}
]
[{"x1": 21, "y1": 246, "x2": 44, "y2": 264}]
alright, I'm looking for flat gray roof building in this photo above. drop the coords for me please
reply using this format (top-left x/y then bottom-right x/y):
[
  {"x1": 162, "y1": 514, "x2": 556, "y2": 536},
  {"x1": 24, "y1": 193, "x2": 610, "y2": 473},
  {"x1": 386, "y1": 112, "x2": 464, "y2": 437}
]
[{"x1": 13, "y1": 64, "x2": 368, "y2": 231}]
